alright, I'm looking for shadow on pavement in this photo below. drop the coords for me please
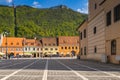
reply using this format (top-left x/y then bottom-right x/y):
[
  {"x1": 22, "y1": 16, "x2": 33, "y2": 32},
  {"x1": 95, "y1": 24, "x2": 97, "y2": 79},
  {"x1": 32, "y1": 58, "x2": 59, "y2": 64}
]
[{"x1": 0, "y1": 58, "x2": 120, "y2": 72}]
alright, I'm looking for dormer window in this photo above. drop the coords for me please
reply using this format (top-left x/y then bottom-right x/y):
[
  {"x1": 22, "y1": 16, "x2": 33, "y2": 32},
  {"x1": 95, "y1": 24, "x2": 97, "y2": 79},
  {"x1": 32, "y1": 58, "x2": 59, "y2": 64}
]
[
  {"x1": 31, "y1": 43, "x2": 34, "y2": 45},
  {"x1": 11, "y1": 43, "x2": 13, "y2": 45},
  {"x1": 17, "y1": 43, "x2": 19, "y2": 45},
  {"x1": 63, "y1": 40, "x2": 66, "y2": 43},
  {"x1": 5, "y1": 43, "x2": 7, "y2": 45}
]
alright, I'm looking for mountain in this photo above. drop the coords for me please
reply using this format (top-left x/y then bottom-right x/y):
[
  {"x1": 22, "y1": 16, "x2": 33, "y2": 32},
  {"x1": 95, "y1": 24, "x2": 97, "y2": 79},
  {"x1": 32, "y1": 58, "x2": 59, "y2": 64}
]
[
  {"x1": 50, "y1": 5, "x2": 69, "y2": 9},
  {"x1": 0, "y1": 5, "x2": 87, "y2": 38}
]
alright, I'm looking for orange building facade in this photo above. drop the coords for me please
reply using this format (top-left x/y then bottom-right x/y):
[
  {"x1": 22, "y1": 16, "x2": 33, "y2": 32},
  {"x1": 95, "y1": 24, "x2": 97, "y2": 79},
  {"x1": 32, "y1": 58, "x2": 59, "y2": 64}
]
[
  {"x1": 0, "y1": 34, "x2": 80, "y2": 57},
  {"x1": 0, "y1": 37, "x2": 24, "y2": 56},
  {"x1": 58, "y1": 36, "x2": 80, "y2": 57}
]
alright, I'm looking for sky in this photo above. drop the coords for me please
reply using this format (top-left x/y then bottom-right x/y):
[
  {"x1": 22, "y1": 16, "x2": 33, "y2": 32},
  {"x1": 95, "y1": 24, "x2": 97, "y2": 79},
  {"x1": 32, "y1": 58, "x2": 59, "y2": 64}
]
[{"x1": 0, "y1": 0, "x2": 88, "y2": 14}]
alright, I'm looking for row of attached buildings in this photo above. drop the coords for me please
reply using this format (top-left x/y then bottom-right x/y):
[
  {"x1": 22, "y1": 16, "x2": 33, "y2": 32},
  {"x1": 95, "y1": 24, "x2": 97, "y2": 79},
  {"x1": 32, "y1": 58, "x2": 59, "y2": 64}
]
[
  {"x1": 77, "y1": 0, "x2": 120, "y2": 64},
  {"x1": 0, "y1": 34, "x2": 79, "y2": 57}
]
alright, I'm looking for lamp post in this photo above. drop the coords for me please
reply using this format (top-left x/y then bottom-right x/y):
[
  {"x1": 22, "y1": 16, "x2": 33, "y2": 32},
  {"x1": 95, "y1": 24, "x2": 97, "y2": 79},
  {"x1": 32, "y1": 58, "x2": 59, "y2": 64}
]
[
  {"x1": 4, "y1": 31, "x2": 9, "y2": 59},
  {"x1": 22, "y1": 37, "x2": 25, "y2": 57},
  {"x1": 12, "y1": 0, "x2": 18, "y2": 37}
]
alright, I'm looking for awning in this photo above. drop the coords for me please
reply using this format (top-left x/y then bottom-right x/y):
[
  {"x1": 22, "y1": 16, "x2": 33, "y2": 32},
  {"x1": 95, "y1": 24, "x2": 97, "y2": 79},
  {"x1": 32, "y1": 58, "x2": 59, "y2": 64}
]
[
  {"x1": 24, "y1": 52, "x2": 32, "y2": 55},
  {"x1": 0, "y1": 52, "x2": 5, "y2": 55}
]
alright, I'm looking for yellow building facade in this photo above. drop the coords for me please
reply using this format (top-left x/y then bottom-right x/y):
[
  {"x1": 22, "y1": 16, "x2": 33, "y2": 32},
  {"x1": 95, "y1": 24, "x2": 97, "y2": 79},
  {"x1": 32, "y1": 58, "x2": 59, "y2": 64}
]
[
  {"x1": 78, "y1": 0, "x2": 120, "y2": 64},
  {"x1": 41, "y1": 38, "x2": 59, "y2": 56},
  {"x1": 78, "y1": 20, "x2": 88, "y2": 59}
]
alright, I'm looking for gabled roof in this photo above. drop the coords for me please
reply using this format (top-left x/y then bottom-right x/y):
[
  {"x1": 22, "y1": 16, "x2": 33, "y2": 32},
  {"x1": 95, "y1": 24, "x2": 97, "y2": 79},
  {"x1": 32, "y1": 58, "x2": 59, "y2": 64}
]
[
  {"x1": 24, "y1": 39, "x2": 42, "y2": 47},
  {"x1": 58, "y1": 36, "x2": 79, "y2": 45},
  {"x1": 41, "y1": 37, "x2": 57, "y2": 46}
]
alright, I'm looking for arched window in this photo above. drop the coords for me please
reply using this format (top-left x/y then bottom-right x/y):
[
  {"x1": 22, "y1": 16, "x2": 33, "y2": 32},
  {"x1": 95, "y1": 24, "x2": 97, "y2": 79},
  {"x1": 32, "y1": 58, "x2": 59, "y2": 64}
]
[{"x1": 111, "y1": 40, "x2": 116, "y2": 55}]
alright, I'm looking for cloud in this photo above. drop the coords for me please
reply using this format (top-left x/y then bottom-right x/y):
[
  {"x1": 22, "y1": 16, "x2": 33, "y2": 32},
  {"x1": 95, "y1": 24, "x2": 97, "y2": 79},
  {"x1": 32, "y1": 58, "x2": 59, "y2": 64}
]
[
  {"x1": 6, "y1": 0, "x2": 12, "y2": 3},
  {"x1": 33, "y1": 1, "x2": 39, "y2": 5},
  {"x1": 77, "y1": 2, "x2": 88, "y2": 14},
  {"x1": 77, "y1": 8, "x2": 88, "y2": 14},
  {"x1": 32, "y1": 1, "x2": 42, "y2": 8}
]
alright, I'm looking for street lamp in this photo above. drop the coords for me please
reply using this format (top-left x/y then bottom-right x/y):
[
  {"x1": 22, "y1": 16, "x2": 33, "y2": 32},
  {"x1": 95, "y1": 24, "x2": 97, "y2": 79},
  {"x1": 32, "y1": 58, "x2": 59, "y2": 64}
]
[{"x1": 4, "y1": 31, "x2": 9, "y2": 59}]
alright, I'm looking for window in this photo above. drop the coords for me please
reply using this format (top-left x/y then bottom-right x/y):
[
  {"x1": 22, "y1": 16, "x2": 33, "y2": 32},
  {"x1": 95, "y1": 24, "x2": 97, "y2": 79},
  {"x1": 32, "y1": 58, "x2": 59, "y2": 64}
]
[
  {"x1": 19, "y1": 48, "x2": 21, "y2": 51},
  {"x1": 94, "y1": 46, "x2": 97, "y2": 53},
  {"x1": 84, "y1": 29, "x2": 86, "y2": 38},
  {"x1": 84, "y1": 47, "x2": 86, "y2": 55},
  {"x1": 44, "y1": 44, "x2": 47, "y2": 46},
  {"x1": 33, "y1": 48, "x2": 35, "y2": 51},
  {"x1": 94, "y1": 3, "x2": 97, "y2": 9},
  {"x1": 25, "y1": 48, "x2": 27, "y2": 51},
  {"x1": 53, "y1": 44, "x2": 55, "y2": 46},
  {"x1": 11, "y1": 43, "x2": 13, "y2": 45},
  {"x1": 77, "y1": 40, "x2": 79, "y2": 43},
  {"x1": 81, "y1": 48, "x2": 83, "y2": 55},
  {"x1": 55, "y1": 48, "x2": 58, "y2": 50},
  {"x1": 17, "y1": 43, "x2": 19, "y2": 45},
  {"x1": 114, "y1": 4, "x2": 120, "y2": 22},
  {"x1": 31, "y1": 43, "x2": 34, "y2": 45},
  {"x1": 72, "y1": 47, "x2": 74, "y2": 49},
  {"x1": 16, "y1": 48, "x2": 19, "y2": 51},
  {"x1": 63, "y1": 40, "x2": 66, "y2": 43},
  {"x1": 5, "y1": 43, "x2": 7, "y2": 45},
  {"x1": 76, "y1": 47, "x2": 78, "y2": 49},
  {"x1": 11, "y1": 48, "x2": 14, "y2": 51},
  {"x1": 80, "y1": 32, "x2": 82, "y2": 40},
  {"x1": 49, "y1": 44, "x2": 51, "y2": 46},
  {"x1": 45, "y1": 48, "x2": 48, "y2": 50},
  {"x1": 106, "y1": 11, "x2": 111, "y2": 26},
  {"x1": 51, "y1": 48, "x2": 53, "y2": 50},
  {"x1": 65, "y1": 47, "x2": 67, "y2": 49},
  {"x1": 93, "y1": 27, "x2": 97, "y2": 34},
  {"x1": 37, "y1": 48, "x2": 39, "y2": 51},
  {"x1": 61, "y1": 47, "x2": 63, "y2": 49},
  {"x1": 37, "y1": 44, "x2": 40, "y2": 46},
  {"x1": 111, "y1": 40, "x2": 116, "y2": 55},
  {"x1": 69, "y1": 47, "x2": 71, "y2": 49}
]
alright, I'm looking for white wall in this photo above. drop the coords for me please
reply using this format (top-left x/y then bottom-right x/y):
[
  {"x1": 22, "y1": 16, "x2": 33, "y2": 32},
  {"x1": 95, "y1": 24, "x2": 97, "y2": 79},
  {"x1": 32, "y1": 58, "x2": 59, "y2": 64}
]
[{"x1": 0, "y1": 34, "x2": 3, "y2": 46}]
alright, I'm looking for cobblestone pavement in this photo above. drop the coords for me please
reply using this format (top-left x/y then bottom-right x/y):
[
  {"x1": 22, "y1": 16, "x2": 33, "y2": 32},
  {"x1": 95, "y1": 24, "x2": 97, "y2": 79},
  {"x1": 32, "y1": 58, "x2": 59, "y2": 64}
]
[{"x1": 0, "y1": 58, "x2": 120, "y2": 80}]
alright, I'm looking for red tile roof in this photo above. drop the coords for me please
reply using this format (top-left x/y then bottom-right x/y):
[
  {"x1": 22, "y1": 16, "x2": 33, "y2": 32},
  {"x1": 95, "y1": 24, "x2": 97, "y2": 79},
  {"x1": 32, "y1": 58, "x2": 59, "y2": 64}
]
[
  {"x1": 58, "y1": 36, "x2": 79, "y2": 45},
  {"x1": 24, "y1": 39, "x2": 42, "y2": 46},
  {"x1": 41, "y1": 37, "x2": 57, "y2": 46}
]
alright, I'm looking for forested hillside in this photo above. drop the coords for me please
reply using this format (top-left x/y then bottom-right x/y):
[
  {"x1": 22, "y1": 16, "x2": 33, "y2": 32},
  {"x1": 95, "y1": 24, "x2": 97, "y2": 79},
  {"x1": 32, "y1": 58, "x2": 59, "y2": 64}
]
[{"x1": 0, "y1": 5, "x2": 87, "y2": 38}]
